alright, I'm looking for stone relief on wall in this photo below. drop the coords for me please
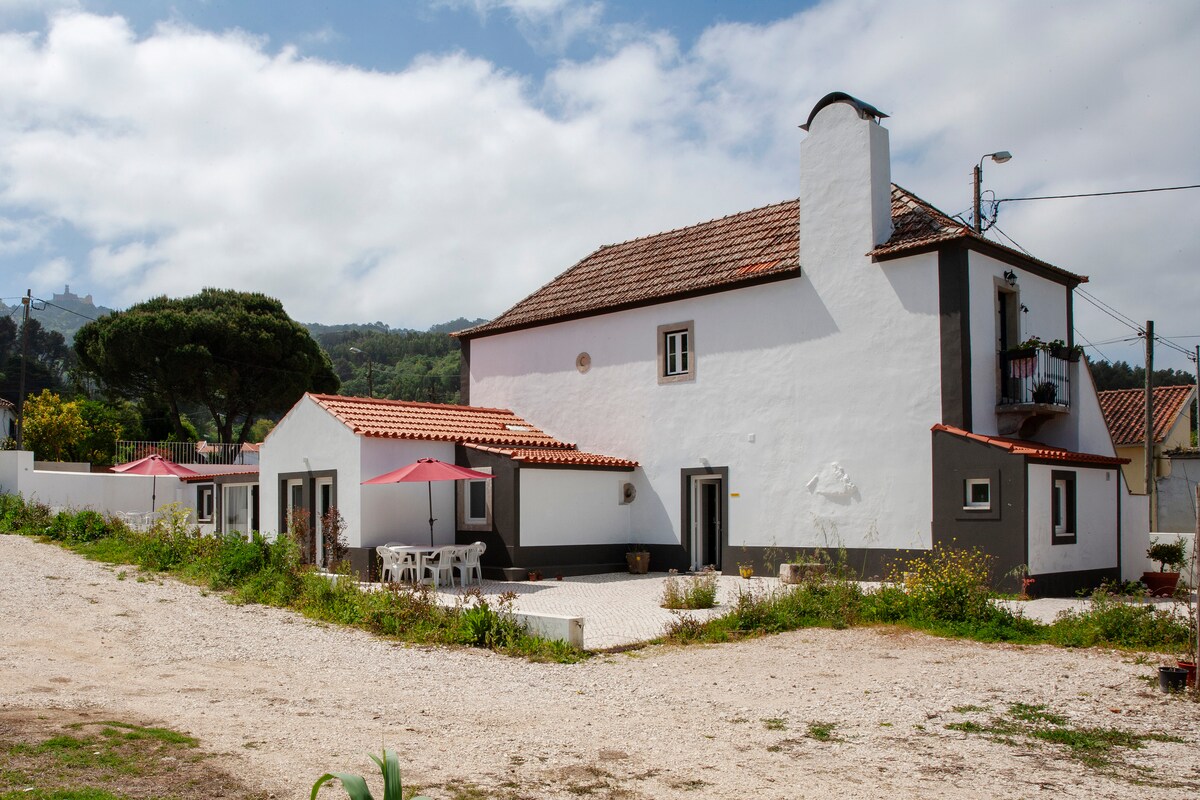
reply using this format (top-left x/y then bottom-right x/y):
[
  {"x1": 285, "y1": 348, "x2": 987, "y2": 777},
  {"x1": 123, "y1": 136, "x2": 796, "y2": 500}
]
[{"x1": 805, "y1": 461, "x2": 860, "y2": 505}]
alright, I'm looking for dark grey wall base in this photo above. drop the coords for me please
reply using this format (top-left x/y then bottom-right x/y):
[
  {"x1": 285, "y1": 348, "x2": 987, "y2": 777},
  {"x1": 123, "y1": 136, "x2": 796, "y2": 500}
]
[
  {"x1": 1029, "y1": 567, "x2": 1118, "y2": 598},
  {"x1": 722, "y1": 545, "x2": 928, "y2": 581}
]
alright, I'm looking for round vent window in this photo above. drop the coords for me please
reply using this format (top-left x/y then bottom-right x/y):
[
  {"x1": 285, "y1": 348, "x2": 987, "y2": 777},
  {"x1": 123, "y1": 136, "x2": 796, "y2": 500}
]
[{"x1": 575, "y1": 352, "x2": 591, "y2": 373}]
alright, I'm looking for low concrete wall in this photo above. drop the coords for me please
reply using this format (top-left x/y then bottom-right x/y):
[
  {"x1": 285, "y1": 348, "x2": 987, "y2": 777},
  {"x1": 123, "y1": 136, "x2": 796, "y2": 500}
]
[
  {"x1": 512, "y1": 612, "x2": 585, "y2": 648},
  {"x1": 0, "y1": 450, "x2": 187, "y2": 515}
]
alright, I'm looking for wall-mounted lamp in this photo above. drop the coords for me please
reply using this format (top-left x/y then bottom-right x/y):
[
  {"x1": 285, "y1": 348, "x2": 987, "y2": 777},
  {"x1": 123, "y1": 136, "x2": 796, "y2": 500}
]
[
  {"x1": 973, "y1": 150, "x2": 1013, "y2": 233},
  {"x1": 1003, "y1": 269, "x2": 1018, "y2": 288},
  {"x1": 1020, "y1": 303, "x2": 1029, "y2": 314}
]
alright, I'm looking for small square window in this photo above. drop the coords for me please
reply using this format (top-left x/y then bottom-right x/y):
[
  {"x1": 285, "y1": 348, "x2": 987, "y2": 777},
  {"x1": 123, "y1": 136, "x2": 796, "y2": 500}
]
[{"x1": 963, "y1": 478, "x2": 991, "y2": 510}]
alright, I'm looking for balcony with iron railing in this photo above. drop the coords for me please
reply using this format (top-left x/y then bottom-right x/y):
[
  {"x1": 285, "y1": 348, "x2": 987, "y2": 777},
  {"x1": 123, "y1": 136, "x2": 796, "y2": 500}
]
[
  {"x1": 114, "y1": 440, "x2": 260, "y2": 466},
  {"x1": 996, "y1": 347, "x2": 1075, "y2": 437}
]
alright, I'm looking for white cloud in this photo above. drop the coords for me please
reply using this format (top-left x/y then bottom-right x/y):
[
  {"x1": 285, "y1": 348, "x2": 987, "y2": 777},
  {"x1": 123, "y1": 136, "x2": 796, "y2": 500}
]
[{"x1": 0, "y1": 2, "x2": 1197, "y2": 369}]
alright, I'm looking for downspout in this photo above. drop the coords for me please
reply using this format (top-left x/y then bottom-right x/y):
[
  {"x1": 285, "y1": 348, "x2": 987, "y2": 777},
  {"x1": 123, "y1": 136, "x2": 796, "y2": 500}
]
[{"x1": 1115, "y1": 466, "x2": 1122, "y2": 581}]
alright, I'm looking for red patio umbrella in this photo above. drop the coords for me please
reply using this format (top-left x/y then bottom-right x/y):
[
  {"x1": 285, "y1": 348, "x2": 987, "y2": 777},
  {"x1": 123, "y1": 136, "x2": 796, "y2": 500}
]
[
  {"x1": 363, "y1": 457, "x2": 494, "y2": 545},
  {"x1": 112, "y1": 454, "x2": 198, "y2": 512}
]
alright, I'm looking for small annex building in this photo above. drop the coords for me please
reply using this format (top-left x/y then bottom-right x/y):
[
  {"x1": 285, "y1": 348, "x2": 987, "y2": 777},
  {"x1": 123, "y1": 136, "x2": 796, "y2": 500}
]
[{"x1": 258, "y1": 393, "x2": 636, "y2": 579}]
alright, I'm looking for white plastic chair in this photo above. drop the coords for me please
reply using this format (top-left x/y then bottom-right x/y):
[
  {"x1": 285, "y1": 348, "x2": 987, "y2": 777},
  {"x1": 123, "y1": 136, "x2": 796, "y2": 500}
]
[
  {"x1": 454, "y1": 542, "x2": 486, "y2": 586},
  {"x1": 376, "y1": 544, "x2": 400, "y2": 582},
  {"x1": 422, "y1": 546, "x2": 457, "y2": 589}
]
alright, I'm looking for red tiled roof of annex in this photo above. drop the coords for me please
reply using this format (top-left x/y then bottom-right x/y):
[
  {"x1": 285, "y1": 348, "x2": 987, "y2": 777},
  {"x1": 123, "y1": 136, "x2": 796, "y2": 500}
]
[
  {"x1": 932, "y1": 424, "x2": 1128, "y2": 466},
  {"x1": 307, "y1": 394, "x2": 638, "y2": 467},
  {"x1": 462, "y1": 442, "x2": 636, "y2": 469},
  {"x1": 457, "y1": 185, "x2": 1086, "y2": 339},
  {"x1": 1097, "y1": 385, "x2": 1196, "y2": 446},
  {"x1": 179, "y1": 467, "x2": 259, "y2": 484}
]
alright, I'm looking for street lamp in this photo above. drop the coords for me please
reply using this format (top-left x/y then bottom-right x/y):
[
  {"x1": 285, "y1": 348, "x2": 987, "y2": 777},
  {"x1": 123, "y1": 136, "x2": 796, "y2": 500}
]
[
  {"x1": 348, "y1": 347, "x2": 374, "y2": 398},
  {"x1": 973, "y1": 150, "x2": 1012, "y2": 233}
]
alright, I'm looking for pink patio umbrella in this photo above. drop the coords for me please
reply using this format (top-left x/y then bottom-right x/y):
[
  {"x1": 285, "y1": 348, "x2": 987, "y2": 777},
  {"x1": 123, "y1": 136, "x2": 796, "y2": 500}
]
[
  {"x1": 112, "y1": 454, "x2": 198, "y2": 512},
  {"x1": 363, "y1": 457, "x2": 494, "y2": 545}
]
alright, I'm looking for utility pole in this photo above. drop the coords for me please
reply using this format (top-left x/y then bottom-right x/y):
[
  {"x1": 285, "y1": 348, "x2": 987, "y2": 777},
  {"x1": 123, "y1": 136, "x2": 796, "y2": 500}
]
[
  {"x1": 1144, "y1": 321, "x2": 1154, "y2": 531},
  {"x1": 1194, "y1": 346, "x2": 1199, "y2": 450},
  {"x1": 16, "y1": 290, "x2": 31, "y2": 450}
]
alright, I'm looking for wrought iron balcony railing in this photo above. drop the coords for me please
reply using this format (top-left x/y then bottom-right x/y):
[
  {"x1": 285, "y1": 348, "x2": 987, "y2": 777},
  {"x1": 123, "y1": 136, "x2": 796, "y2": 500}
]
[{"x1": 997, "y1": 348, "x2": 1072, "y2": 408}]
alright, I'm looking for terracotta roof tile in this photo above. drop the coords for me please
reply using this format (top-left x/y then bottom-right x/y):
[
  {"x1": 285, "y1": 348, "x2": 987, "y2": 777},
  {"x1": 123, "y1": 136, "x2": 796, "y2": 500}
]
[
  {"x1": 457, "y1": 185, "x2": 1085, "y2": 339},
  {"x1": 180, "y1": 467, "x2": 259, "y2": 483},
  {"x1": 1097, "y1": 385, "x2": 1196, "y2": 446},
  {"x1": 932, "y1": 424, "x2": 1128, "y2": 466},
  {"x1": 871, "y1": 187, "x2": 1088, "y2": 285},
  {"x1": 457, "y1": 199, "x2": 800, "y2": 337},
  {"x1": 462, "y1": 442, "x2": 637, "y2": 469},
  {"x1": 309, "y1": 394, "x2": 636, "y2": 468},
  {"x1": 309, "y1": 394, "x2": 571, "y2": 448}
]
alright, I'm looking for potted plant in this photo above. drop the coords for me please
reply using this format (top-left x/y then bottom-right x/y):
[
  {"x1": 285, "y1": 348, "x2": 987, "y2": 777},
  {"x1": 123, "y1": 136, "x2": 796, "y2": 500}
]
[
  {"x1": 738, "y1": 562, "x2": 754, "y2": 579},
  {"x1": 1143, "y1": 539, "x2": 1186, "y2": 597},
  {"x1": 1032, "y1": 381, "x2": 1057, "y2": 404},
  {"x1": 626, "y1": 546, "x2": 650, "y2": 574}
]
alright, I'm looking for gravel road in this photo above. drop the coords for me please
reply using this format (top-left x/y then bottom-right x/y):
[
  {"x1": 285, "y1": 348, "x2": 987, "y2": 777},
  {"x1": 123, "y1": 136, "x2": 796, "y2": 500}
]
[{"x1": 2, "y1": 534, "x2": 1197, "y2": 799}]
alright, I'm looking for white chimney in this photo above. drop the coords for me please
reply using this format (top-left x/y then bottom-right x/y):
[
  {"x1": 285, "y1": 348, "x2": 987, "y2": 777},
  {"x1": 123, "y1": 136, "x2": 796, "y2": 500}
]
[{"x1": 799, "y1": 93, "x2": 893, "y2": 268}]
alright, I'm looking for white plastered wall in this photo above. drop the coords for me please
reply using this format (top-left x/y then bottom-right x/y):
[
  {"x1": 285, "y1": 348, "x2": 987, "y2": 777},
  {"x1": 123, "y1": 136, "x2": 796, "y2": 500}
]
[
  {"x1": 968, "y1": 253, "x2": 1069, "y2": 435},
  {"x1": 518, "y1": 469, "x2": 632, "y2": 547},
  {"x1": 259, "y1": 395, "x2": 362, "y2": 542},
  {"x1": 0, "y1": 450, "x2": 186, "y2": 513},
  {"x1": 1027, "y1": 463, "x2": 1119, "y2": 574},
  {"x1": 359, "y1": 438, "x2": 456, "y2": 548},
  {"x1": 469, "y1": 256, "x2": 941, "y2": 552}
]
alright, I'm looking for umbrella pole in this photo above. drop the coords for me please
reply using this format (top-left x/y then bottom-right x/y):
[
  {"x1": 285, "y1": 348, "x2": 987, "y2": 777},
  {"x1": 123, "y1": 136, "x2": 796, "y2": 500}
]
[
  {"x1": 427, "y1": 480, "x2": 435, "y2": 546},
  {"x1": 152, "y1": 474, "x2": 157, "y2": 513}
]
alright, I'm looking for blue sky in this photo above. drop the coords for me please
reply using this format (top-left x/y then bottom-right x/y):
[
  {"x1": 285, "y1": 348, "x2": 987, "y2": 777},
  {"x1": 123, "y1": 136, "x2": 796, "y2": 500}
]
[{"x1": 1, "y1": 0, "x2": 1198, "y2": 369}]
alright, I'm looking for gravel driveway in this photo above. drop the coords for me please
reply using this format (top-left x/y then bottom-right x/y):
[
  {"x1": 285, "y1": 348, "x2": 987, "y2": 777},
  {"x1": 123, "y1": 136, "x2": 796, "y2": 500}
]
[{"x1": 2, "y1": 534, "x2": 1197, "y2": 799}]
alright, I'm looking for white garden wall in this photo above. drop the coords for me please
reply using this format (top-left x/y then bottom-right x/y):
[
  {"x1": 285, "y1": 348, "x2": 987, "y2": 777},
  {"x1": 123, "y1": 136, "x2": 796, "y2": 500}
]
[{"x1": 0, "y1": 450, "x2": 185, "y2": 514}]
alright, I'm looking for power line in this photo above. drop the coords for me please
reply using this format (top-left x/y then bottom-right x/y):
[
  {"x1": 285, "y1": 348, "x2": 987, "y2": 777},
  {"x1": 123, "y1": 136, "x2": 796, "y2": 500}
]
[{"x1": 997, "y1": 183, "x2": 1200, "y2": 204}]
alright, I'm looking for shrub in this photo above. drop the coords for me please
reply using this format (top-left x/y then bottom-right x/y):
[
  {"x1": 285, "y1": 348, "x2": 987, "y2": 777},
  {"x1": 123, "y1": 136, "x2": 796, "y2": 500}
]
[
  {"x1": 661, "y1": 570, "x2": 718, "y2": 610},
  {"x1": 1048, "y1": 587, "x2": 1191, "y2": 650},
  {"x1": 889, "y1": 544, "x2": 996, "y2": 624},
  {"x1": 1146, "y1": 540, "x2": 1186, "y2": 572}
]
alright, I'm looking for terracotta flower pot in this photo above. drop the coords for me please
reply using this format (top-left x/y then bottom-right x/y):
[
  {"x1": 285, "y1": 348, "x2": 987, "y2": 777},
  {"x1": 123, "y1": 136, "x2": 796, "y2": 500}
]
[
  {"x1": 626, "y1": 551, "x2": 649, "y2": 574},
  {"x1": 1142, "y1": 571, "x2": 1180, "y2": 597},
  {"x1": 1178, "y1": 661, "x2": 1197, "y2": 688}
]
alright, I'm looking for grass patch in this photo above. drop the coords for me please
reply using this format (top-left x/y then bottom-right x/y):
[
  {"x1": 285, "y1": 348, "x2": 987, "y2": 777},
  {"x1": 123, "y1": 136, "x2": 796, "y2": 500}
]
[
  {"x1": 0, "y1": 710, "x2": 263, "y2": 800},
  {"x1": 661, "y1": 545, "x2": 1193, "y2": 655},
  {"x1": 2, "y1": 497, "x2": 587, "y2": 663},
  {"x1": 945, "y1": 702, "x2": 1185, "y2": 772},
  {"x1": 762, "y1": 717, "x2": 787, "y2": 731},
  {"x1": 806, "y1": 722, "x2": 837, "y2": 742}
]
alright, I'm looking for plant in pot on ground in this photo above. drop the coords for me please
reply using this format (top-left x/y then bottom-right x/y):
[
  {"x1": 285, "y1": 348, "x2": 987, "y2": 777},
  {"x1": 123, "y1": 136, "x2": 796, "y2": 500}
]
[
  {"x1": 1143, "y1": 539, "x2": 1186, "y2": 597},
  {"x1": 626, "y1": 545, "x2": 649, "y2": 574}
]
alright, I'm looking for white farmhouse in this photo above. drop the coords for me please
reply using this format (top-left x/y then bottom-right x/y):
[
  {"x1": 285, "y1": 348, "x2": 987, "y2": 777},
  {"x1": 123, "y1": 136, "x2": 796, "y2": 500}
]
[{"x1": 451, "y1": 93, "x2": 1144, "y2": 595}]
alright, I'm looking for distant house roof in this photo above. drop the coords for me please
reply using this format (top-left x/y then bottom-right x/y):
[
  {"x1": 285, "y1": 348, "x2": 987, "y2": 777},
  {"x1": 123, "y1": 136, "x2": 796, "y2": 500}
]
[
  {"x1": 1097, "y1": 385, "x2": 1196, "y2": 446},
  {"x1": 307, "y1": 394, "x2": 637, "y2": 467},
  {"x1": 932, "y1": 424, "x2": 1128, "y2": 466},
  {"x1": 457, "y1": 185, "x2": 1086, "y2": 339}
]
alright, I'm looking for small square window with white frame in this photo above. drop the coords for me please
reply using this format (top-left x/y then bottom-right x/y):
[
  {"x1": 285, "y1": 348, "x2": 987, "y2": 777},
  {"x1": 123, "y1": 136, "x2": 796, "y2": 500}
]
[{"x1": 963, "y1": 478, "x2": 991, "y2": 510}]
